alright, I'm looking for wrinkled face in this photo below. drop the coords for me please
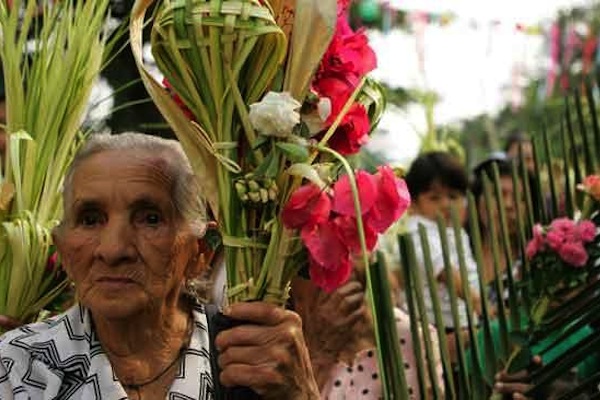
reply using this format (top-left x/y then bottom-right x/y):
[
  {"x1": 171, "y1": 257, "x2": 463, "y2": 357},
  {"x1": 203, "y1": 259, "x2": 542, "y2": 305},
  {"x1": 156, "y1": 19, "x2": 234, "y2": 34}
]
[
  {"x1": 54, "y1": 150, "x2": 200, "y2": 320},
  {"x1": 411, "y1": 180, "x2": 465, "y2": 224}
]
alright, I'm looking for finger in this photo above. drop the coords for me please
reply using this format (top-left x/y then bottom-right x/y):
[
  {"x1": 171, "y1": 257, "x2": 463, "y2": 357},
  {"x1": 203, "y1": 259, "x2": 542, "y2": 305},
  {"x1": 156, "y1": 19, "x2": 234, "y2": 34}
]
[
  {"x1": 215, "y1": 317, "x2": 302, "y2": 351},
  {"x1": 494, "y1": 381, "x2": 532, "y2": 394},
  {"x1": 337, "y1": 291, "x2": 365, "y2": 315},
  {"x1": 218, "y1": 344, "x2": 290, "y2": 370},
  {"x1": 223, "y1": 302, "x2": 289, "y2": 326},
  {"x1": 496, "y1": 369, "x2": 530, "y2": 383},
  {"x1": 219, "y1": 364, "x2": 283, "y2": 393},
  {"x1": 513, "y1": 393, "x2": 530, "y2": 400}
]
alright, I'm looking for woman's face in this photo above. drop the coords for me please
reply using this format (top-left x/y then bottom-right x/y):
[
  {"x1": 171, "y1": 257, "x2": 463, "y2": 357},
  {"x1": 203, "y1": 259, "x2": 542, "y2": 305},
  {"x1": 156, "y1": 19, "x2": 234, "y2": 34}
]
[{"x1": 55, "y1": 150, "x2": 200, "y2": 320}]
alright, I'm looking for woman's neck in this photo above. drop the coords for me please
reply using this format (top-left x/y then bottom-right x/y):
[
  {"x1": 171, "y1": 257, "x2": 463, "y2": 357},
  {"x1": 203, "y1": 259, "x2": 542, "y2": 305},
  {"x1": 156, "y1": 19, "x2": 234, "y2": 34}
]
[{"x1": 92, "y1": 299, "x2": 192, "y2": 384}]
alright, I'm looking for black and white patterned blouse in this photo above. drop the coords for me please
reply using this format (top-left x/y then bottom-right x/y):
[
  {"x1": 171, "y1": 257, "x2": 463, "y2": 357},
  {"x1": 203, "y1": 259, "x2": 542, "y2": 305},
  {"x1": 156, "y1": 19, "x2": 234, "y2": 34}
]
[{"x1": 0, "y1": 303, "x2": 214, "y2": 399}]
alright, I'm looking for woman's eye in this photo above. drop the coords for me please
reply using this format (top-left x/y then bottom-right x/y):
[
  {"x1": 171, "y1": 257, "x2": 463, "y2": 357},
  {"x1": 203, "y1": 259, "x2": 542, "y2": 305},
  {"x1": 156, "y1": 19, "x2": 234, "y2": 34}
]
[
  {"x1": 136, "y1": 210, "x2": 163, "y2": 227},
  {"x1": 78, "y1": 211, "x2": 104, "y2": 227}
]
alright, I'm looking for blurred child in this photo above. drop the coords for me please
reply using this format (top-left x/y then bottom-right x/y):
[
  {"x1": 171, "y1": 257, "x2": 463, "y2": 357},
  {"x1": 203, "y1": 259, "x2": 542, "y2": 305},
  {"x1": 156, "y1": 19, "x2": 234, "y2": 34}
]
[{"x1": 404, "y1": 152, "x2": 481, "y2": 339}]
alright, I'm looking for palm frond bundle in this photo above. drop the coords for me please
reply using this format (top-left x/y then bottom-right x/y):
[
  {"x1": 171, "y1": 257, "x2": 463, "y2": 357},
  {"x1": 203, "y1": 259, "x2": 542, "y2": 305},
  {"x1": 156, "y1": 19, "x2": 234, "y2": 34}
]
[{"x1": 0, "y1": 0, "x2": 111, "y2": 324}]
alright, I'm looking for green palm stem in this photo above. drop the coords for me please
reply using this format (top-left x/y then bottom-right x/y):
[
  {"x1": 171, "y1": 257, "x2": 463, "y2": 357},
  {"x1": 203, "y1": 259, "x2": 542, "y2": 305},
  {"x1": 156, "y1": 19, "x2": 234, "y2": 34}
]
[
  {"x1": 490, "y1": 164, "x2": 520, "y2": 331},
  {"x1": 511, "y1": 162, "x2": 532, "y2": 316},
  {"x1": 416, "y1": 227, "x2": 457, "y2": 399},
  {"x1": 402, "y1": 232, "x2": 444, "y2": 399},
  {"x1": 573, "y1": 88, "x2": 595, "y2": 175},
  {"x1": 467, "y1": 192, "x2": 500, "y2": 383},
  {"x1": 374, "y1": 251, "x2": 409, "y2": 399},
  {"x1": 560, "y1": 122, "x2": 575, "y2": 218},
  {"x1": 450, "y1": 206, "x2": 488, "y2": 397},
  {"x1": 481, "y1": 176, "x2": 510, "y2": 360},
  {"x1": 584, "y1": 80, "x2": 600, "y2": 161},
  {"x1": 435, "y1": 216, "x2": 471, "y2": 399},
  {"x1": 530, "y1": 138, "x2": 548, "y2": 224},
  {"x1": 399, "y1": 237, "x2": 432, "y2": 397},
  {"x1": 541, "y1": 125, "x2": 560, "y2": 218}
]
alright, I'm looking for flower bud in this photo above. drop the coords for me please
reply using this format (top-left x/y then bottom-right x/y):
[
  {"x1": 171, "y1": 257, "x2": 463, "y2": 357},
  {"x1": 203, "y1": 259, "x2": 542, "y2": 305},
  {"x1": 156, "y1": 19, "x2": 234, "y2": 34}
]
[
  {"x1": 259, "y1": 188, "x2": 269, "y2": 203},
  {"x1": 248, "y1": 192, "x2": 261, "y2": 203},
  {"x1": 248, "y1": 180, "x2": 260, "y2": 192}
]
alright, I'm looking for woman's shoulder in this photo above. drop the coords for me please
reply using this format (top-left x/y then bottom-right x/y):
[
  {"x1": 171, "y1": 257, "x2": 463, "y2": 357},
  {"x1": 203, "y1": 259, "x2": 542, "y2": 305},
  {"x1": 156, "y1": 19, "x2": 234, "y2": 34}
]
[{"x1": 0, "y1": 305, "x2": 89, "y2": 357}]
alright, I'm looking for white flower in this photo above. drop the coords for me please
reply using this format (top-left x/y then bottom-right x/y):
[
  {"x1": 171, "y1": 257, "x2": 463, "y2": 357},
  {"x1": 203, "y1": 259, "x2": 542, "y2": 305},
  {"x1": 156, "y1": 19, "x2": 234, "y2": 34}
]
[
  {"x1": 302, "y1": 97, "x2": 332, "y2": 135},
  {"x1": 249, "y1": 91, "x2": 301, "y2": 138}
]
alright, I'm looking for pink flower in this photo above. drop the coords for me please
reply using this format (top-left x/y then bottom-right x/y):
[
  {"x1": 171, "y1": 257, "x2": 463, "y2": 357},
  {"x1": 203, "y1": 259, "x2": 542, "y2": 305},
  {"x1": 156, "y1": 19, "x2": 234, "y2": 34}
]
[
  {"x1": 309, "y1": 254, "x2": 352, "y2": 292},
  {"x1": 364, "y1": 166, "x2": 411, "y2": 233},
  {"x1": 550, "y1": 217, "x2": 576, "y2": 236},
  {"x1": 526, "y1": 225, "x2": 545, "y2": 259},
  {"x1": 301, "y1": 221, "x2": 349, "y2": 271},
  {"x1": 526, "y1": 240, "x2": 541, "y2": 260},
  {"x1": 558, "y1": 241, "x2": 588, "y2": 267},
  {"x1": 577, "y1": 220, "x2": 597, "y2": 243},
  {"x1": 546, "y1": 230, "x2": 565, "y2": 251},
  {"x1": 282, "y1": 184, "x2": 331, "y2": 230},
  {"x1": 332, "y1": 214, "x2": 378, "y2": 253},
  {"x1": 332, "y1": 170, "x2": 377, "y2": 217}
]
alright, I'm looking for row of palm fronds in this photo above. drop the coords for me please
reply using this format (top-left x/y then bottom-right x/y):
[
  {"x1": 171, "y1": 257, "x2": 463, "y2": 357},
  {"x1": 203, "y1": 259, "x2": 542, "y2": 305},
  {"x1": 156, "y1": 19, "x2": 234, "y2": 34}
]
[
  {"x1": 0, "y1": 0, "x2": 113, "y2": 325},
  {"x1": 370, "y1": 79, "x2": 600, "y2": 399}
]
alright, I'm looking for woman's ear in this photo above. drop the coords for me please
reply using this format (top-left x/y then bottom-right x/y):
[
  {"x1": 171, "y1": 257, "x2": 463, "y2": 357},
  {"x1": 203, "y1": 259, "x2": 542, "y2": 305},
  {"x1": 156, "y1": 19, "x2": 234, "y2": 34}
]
[
  {"x1": 184, "y1": 238, "x2": 208, "y2": 279},
  {"x1": 51, "y1": 225, "x2": 72, "y2": 279}
]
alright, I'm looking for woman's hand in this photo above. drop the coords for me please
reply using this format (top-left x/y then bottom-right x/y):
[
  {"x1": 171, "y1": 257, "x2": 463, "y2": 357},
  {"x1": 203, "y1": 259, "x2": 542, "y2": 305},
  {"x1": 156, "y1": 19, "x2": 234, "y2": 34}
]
[
  {"x1": 493, "y1": 356, "x2": 542, "y2": 400},
  {"x1": 293, "y1": 278, "x2": 368, "y2": 389},
  {"x1": 215, "y1": 302, "x2": 320, "y2": 400}
]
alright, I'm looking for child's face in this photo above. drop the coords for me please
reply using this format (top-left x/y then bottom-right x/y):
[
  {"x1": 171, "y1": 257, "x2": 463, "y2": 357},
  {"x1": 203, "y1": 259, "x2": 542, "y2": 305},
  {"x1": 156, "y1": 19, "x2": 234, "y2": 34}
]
[{"x1": 411, "y1": 181, "x2": 465, "y2": 224}]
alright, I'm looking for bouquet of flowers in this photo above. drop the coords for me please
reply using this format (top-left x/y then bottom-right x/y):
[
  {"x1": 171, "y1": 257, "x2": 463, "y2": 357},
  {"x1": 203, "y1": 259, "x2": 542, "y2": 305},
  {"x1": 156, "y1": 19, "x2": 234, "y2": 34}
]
[
  {"x1": 130, "y1": 0, "x2": 410, "y2": 306},
  {"x1": 525, "y1": 216, "x2": 600, "y2": 316}
]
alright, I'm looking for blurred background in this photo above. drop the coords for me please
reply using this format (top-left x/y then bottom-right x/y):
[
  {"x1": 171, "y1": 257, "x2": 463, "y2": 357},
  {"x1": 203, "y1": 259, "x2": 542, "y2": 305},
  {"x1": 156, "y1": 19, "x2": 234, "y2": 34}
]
[{"x1": 93, "y1": 0, "x2": 600, "y2": 169}]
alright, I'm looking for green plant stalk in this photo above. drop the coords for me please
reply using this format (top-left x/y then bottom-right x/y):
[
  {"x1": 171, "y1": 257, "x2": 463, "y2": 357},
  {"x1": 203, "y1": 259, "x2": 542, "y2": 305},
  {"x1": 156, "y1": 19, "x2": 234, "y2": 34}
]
[
  {"x1": 416, "y1": 227, "x2": 456, "y2": 399},
  {"x1": 491, "y1": 164, "x2": 519, "y2": 331},
  {"x1": 375, "y1": 250, "x2": 409, "y2": 399},
  {"x1": 573, "y1": 88, "x2": 594, "y2": 175},
  {"x1": 467, "y1": 192, "x2": 499, "y2": 384},
  {"x1": 451, "y1": 205, "x2": 488, "y2": 397},
  {"x1": 482, "y1": 176, "x2": 510, "y2": 360},
  {"x1": 541, "y1": 125, "x2": 559, "y2": 218},
  {"x1": 436, "y1": 216, "x2": 471, "y2": 399},
  {"x1": 584, "y1": 79, "x2": 600, "y2": 163},
  {"x1": 560, "y1": 122, "x2": 575, "y2": 217},
  {"x1": 399, "y1": 237, "x2": 430, "y2": 397},
  {"x1": 405, "y1": 232, "x2": 444, "y2": 399}
]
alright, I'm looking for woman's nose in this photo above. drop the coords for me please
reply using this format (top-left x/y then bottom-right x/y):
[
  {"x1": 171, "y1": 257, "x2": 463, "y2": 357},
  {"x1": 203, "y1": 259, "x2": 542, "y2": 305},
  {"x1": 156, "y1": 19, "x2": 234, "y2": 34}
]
[{"x1": 94, "y1": 217, "x2": 137, "y2": 266}]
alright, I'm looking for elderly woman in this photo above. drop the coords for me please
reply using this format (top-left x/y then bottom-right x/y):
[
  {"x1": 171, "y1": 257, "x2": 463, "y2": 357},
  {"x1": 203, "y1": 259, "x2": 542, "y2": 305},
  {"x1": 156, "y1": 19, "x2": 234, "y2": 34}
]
[{"x1": 0, "y1": 132, "x2": 319, "y2": 399}]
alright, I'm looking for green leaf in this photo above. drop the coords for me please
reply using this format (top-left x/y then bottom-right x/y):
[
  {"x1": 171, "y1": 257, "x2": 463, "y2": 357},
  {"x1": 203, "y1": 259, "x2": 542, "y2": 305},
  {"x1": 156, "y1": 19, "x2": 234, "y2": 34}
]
[{"x1": 275, "y1": 141, "x2": 309, "y2": 162}]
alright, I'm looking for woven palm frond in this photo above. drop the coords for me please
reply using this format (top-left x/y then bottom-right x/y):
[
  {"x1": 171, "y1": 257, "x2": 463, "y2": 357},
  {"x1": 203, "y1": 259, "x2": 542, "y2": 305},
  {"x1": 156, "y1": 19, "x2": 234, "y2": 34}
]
[{"x1": 151, "y1": 0, "x2": 287, "y2": 142}]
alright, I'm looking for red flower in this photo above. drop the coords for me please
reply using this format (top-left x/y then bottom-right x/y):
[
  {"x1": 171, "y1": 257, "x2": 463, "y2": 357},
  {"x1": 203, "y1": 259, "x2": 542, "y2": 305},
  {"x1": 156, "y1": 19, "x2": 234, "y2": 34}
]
[
  {"x1": 332, "y1": 214, "x2": 378, "y2": 253},
  {"x1": 301, "y1": 221, "x2": 349, "y2": 271},
  {"x1": 332, "y1": 170, "x2": 377, "y2": 216},
  {"x1": 325, "y1": 103, "x2": 371, "y2": 155},
  {"x1": 162, "y1": 78, "x2": 195, "y2": 120},
  {"x1": 282, "y1": 184, "x2": 331, "y2": 229},
  {"x1": 309, "y1": 254, "x2": 352, "y2": 293},
  {"x1": 319, "y1": 17, "x2": 377, "y2": 84},
  {"x1": 364, "y1": 166, "x2": 411, "y2": 233},
  {"x1": 577, "y1": 220, "x2": 597, "y2": 243},
  {"x1": 313, "y1": 74, "x2": 355, "y2": 124}
]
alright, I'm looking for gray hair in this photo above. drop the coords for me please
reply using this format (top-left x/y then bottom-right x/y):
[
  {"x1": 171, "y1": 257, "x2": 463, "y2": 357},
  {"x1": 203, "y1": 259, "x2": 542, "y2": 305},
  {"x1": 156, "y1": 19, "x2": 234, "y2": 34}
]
[{"x1": 61, "y1": 132, "x2": 207, "y2": 236}]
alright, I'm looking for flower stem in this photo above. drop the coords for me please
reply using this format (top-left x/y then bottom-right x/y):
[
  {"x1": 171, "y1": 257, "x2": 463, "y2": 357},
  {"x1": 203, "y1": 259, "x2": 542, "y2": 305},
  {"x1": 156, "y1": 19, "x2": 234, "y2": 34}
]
[{"x1": 314, "y1": 144, "x2": 391, "y2": 400}]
